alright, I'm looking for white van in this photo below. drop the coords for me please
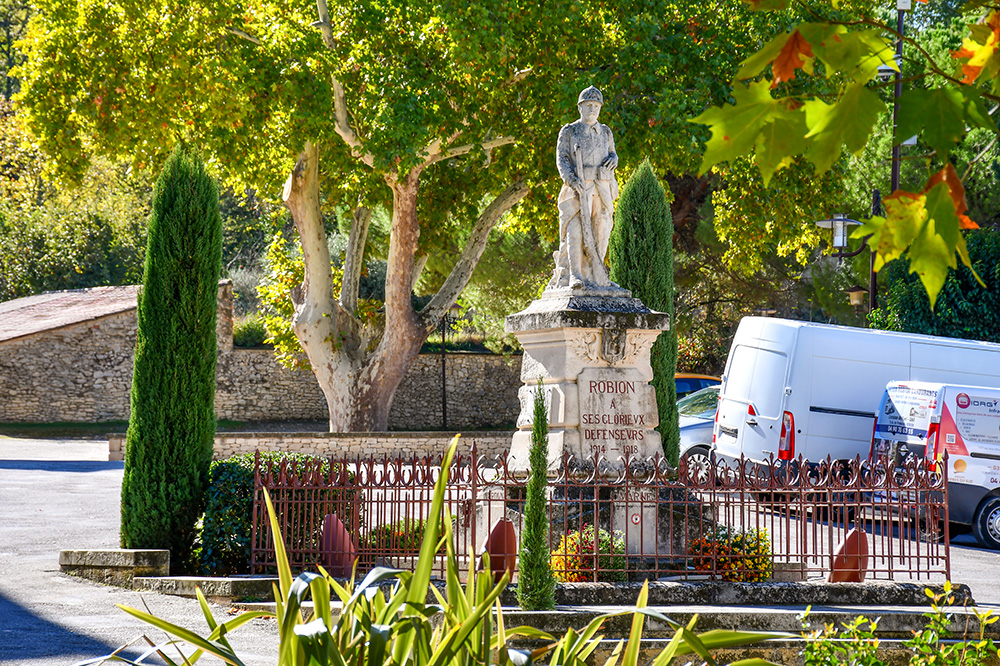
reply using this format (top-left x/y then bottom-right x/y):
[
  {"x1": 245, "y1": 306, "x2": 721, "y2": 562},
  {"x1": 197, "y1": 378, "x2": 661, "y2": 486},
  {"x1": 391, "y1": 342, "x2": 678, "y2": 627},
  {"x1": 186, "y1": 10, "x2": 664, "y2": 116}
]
[
  {"x1": 871, "y1": 380, "x2": 1000, "y2": 550},
  {"x1": 713, "y1": 317, "x2": 1000, "y2": 472}
]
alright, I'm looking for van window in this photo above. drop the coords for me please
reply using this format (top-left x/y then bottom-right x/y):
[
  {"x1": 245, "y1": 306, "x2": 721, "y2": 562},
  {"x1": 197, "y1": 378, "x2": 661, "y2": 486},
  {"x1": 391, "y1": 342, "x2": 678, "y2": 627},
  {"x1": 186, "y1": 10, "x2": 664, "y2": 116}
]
[{"x1": 725, "y1": 345, "x2": 788, "y2": 417}]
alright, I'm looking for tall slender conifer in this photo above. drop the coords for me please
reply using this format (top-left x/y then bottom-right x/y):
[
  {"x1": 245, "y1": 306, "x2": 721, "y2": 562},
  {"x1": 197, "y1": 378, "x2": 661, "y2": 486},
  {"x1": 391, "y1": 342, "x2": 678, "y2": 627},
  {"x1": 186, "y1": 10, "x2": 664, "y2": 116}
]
[
  {"x1": 609, "y1": 159, "x2": 679, "y2": 465},
  {"x1": 516, "y1": 382, "x2": 556, "y2": 610},
  {"x1": 120, "y1": 145, "x2": 222, "y2": 570}
]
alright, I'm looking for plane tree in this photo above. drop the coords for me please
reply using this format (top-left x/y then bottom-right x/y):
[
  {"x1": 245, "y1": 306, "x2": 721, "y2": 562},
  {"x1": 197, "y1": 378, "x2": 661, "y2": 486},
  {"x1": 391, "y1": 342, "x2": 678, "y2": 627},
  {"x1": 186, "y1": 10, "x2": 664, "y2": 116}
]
[{"x1": 15, "y1": 0, "x2": 849, "y2": 429}]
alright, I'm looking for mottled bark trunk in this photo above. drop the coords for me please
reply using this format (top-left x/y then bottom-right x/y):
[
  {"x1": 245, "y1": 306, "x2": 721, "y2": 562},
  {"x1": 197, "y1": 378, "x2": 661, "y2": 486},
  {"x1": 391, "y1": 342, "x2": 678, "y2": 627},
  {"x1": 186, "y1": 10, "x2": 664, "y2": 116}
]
[{"x1": 284, "y1": 144, "x2": 529, "y2": 432}]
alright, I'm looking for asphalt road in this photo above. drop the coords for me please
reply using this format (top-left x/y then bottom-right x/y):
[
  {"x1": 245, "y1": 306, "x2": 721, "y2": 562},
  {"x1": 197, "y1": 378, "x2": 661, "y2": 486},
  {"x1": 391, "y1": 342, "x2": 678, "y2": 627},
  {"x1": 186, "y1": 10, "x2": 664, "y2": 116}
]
[
  {"x1": 2, "y1": 436, "x2": 998, "y2": 666},
  {"x1": 0, "y1": 436, "x2": 279, "y2": 666}
]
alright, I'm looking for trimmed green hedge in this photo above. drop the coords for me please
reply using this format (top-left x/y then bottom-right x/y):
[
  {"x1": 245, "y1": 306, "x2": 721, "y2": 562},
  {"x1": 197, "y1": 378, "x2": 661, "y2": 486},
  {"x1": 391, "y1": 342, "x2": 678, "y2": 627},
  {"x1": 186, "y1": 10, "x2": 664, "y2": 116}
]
[{"x1": 199, "y1": 452, "x2": 333, "y2": 576}]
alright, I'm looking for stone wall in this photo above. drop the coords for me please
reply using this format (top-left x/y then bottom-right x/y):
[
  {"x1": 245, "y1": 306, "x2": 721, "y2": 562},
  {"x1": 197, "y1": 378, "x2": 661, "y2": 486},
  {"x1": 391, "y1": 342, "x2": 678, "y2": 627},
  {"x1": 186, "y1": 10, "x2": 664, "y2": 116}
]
[
  {"x1": 0, "y1": 310, "x2": 137, "y2": 423},
  {"x1": 0, "y1": 285, "x2": 523, "y2": 428},
  {"x1": 109, "y1": 431, "x2": 511, "y2": 461}
]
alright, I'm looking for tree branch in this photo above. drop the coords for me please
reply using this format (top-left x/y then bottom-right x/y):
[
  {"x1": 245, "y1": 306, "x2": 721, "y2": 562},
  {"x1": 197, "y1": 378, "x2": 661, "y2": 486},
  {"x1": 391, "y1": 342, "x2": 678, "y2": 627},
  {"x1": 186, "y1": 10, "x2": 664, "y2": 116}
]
[
  {"x1": 341, "y1": 205, "x2": 372, "y2": 315},
  {"x1": 226, "y1": 28, "x2": 261, "y2": 45},
  {"x1": 420, "y1": 180, "x2": 531, "y2": 328},
  {"x1": 425, "y1": 136, "x2": 516, "y2": 165},
  {"x1": 313, "y1": 0, "x2": 375, "y2": 167}
]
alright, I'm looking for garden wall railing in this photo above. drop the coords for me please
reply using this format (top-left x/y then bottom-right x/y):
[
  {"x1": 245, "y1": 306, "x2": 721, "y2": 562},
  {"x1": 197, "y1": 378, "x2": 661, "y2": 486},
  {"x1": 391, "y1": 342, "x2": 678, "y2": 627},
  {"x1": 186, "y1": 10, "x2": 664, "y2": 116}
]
[{"x1": 250, "y1": 448, "x2": 949, "y2": 582}]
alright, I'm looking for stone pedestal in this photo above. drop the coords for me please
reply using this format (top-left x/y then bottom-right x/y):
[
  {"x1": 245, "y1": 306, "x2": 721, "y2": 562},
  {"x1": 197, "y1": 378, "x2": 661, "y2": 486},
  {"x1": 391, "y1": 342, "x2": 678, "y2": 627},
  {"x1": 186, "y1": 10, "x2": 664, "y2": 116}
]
[{"x1": 505, "y1": 287, "x2": 670, "y2": 473}]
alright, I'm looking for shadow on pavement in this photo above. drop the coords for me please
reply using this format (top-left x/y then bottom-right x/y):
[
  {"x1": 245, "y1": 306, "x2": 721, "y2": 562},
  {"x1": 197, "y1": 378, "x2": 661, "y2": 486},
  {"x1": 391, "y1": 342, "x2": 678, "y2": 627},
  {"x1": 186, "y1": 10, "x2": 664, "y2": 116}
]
[
  {"x1": 0, "y1": 460, "x2": 124, "y2": 473},
  {"x1": 0, "y1": 590, "x2": 145, "y2": 663}
]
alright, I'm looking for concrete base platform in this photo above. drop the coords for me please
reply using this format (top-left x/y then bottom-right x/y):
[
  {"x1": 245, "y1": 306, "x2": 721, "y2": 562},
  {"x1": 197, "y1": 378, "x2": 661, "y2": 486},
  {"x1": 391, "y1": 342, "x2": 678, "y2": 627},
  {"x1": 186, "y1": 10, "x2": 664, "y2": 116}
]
[
  {"x1": 60, "y1": 549, "x2": 169, "y2": 587},
  {"x1": 499, "y1": 603, "x2": 1000, "y2": 640},
  {"x1": 133, "y1": 575, "x2": 279, "y2": 604},
  {"x1": 498, "y1": 580, "x2": 972, "y2": 607}
]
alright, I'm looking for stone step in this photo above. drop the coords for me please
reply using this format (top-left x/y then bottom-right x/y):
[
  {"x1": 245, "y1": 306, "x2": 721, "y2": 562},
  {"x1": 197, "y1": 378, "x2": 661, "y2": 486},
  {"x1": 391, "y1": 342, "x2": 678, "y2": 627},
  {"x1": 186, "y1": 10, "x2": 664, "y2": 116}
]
[{"x1": 133, "y1": 575, "x2": 278, "y2": 603}]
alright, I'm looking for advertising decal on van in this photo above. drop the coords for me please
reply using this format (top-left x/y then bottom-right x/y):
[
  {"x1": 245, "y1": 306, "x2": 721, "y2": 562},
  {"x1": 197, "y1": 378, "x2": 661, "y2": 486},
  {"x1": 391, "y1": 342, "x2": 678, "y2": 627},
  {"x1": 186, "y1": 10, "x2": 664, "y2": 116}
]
[{"x1": 874, "y1": 384, "x2": 937, "y2": 442}]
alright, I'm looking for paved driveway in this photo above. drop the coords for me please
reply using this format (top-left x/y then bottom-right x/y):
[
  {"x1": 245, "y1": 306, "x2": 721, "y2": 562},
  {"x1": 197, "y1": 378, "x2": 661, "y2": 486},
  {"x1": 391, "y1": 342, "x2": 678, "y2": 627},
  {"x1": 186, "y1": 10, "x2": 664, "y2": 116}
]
[{"x1": 0, "y1": 436, "x2": 278, "y2": 666}]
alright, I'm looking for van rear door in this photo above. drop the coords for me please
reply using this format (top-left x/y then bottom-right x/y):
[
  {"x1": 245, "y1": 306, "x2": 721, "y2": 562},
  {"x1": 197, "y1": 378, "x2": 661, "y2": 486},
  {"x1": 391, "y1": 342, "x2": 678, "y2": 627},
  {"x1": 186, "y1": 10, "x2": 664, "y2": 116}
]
[{"x1": 715, "y1": 344, "x2": 789, "y2": 464}]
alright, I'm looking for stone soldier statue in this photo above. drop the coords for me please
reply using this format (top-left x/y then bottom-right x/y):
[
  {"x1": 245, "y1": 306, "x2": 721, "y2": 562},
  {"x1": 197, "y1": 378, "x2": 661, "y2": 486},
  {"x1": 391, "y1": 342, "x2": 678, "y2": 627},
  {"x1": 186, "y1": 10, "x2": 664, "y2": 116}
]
[{"x1": 549, "y1": 86, "x2": 620, "y2": 290}]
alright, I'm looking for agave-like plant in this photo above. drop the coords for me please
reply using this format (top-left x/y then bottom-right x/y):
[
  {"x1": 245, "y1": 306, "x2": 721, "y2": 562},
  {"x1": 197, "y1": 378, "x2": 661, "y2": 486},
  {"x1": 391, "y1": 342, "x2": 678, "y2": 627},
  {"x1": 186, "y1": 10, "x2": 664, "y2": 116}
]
[{"x1": 80, "y1": 435, "x2": 787, "y2": 666}]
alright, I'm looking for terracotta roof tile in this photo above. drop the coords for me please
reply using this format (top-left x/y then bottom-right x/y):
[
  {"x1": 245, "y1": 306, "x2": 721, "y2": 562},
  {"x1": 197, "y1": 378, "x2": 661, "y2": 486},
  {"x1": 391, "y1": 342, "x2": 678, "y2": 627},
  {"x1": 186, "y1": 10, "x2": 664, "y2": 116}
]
[{"x1": 0, "y1": 285, "x2": 140, "y2": 343}]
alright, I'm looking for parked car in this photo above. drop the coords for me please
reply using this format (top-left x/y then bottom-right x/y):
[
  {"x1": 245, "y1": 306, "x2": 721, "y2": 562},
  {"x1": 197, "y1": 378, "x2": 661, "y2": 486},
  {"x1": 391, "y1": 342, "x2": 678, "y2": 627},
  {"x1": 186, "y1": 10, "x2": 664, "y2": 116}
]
[
  {"x1": 677, "y1": 385, "x2": 719, "y2": 478},
  {"x1": 675, "y1": 373, "x2": 720, "y2": 399}
]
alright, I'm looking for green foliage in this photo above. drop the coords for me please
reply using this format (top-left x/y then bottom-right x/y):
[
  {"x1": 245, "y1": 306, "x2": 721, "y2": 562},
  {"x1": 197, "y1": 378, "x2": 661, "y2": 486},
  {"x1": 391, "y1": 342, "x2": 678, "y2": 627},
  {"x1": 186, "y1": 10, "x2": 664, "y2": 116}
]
[
  {"x1": 0, "y1": 0, "x2": 30, "y2": 100},
  {"x1": 461, "y1": 228, "x2": 552, "y2": 353},
  {"x1": 99, "y1": 436, "x2": 785, "y2": 666},
  {"x1": 199, "y1": 451, "x2": 331, "y2": 576},
  {"x1": 359, "y1": 518, "x2": 428, "y2": 554},
  {"x1": 688, "y1": 0, "x2": 1000, "y2": 307},
  {"x1": 609, "y1": 160, "x2": 679, "y2": 465},
  {"x1": 688, "y1": 526, "x2": 772, "y2": 582},
  {"x1": 551, "y1": 524, "x2": 627, "y2": 583},
  {"x1": 801, "y1": 582, "x2": 999, "y2": 666},
  {"x1": 120, "y1": 145, "x2": 222, "y2": 571},
  {"x1": 871, "y1": 228, "x2": 1000, "y2": 342},
  {"x1": 232, "y1": 313, "x2": 268, "y2": 348},
  {"x1": 517, "y1": 383, "x2": 556, "y2": 610}
]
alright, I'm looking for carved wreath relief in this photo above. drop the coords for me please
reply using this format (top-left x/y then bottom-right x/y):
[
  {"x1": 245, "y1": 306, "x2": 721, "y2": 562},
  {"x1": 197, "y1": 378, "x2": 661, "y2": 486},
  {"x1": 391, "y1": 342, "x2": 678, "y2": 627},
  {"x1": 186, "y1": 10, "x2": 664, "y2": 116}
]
[{"x1": 569, "y1": 330, "x2": 654, "y2": 366}]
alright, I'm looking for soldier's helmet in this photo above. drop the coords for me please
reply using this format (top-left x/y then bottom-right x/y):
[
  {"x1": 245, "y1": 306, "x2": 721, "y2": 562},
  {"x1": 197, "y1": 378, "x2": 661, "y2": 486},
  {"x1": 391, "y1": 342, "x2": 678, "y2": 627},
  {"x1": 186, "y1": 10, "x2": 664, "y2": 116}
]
[{"x1": 577, "y1": 86, "x2": 604, "y2": 106}]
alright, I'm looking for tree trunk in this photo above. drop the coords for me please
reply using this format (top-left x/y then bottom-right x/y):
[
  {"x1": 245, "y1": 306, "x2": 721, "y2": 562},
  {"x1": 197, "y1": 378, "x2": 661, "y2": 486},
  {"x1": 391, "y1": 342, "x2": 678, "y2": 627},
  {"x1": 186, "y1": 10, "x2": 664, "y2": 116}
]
[{"x1": 283, "y1": 145, "x2": 529, "y2": 432}]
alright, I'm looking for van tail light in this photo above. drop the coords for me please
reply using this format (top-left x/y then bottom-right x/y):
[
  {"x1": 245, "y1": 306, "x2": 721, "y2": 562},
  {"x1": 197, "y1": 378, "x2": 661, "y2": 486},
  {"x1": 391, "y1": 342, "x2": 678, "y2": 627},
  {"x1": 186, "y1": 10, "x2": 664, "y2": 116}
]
[
  {"x1": 747, "y1": 403, "x2": 757, "y2": 417},
  {"x1": 712, "y1": 407, "x2": 719, "y2": 444},
  {"x1": 867, "y1": 419, "x2": 878, "y2": 462},
  {"x1": 925, "y1": 421, "x2": 940, "y2": 471},
  {"x1": 778, "y1": 411, "x2": 795, "y2": 461}
]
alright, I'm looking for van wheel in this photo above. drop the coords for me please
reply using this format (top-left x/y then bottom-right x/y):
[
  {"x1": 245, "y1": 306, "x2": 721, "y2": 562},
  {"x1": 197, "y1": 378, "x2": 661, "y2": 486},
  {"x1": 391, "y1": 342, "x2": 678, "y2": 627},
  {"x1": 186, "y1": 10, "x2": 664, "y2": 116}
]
[{"x1": 972, "y1": 496, "x2": 1000, "y2": 550}]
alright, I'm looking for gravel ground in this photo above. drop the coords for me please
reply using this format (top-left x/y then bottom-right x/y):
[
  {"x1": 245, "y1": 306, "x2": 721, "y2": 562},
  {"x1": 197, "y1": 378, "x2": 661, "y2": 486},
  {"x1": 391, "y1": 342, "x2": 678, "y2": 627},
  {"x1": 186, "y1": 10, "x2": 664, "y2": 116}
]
[{"x1": 0, "y1": 436, "x2": 279, "y2": 666}]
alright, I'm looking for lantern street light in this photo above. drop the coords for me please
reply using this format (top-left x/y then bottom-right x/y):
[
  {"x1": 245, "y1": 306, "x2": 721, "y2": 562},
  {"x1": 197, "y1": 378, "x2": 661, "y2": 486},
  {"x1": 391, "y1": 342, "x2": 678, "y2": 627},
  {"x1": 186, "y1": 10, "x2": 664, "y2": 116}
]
[
  {"x1": 814, "y1": 213, "x2": 860, "y2": 253},
  {"x1": 814, "y1": 192, "x2": 884, "y2": 316}
]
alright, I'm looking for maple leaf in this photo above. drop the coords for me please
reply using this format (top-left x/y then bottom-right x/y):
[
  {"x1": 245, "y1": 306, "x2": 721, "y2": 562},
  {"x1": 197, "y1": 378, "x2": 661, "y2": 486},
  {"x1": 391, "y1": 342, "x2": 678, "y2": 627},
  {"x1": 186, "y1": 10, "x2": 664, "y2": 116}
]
[
  {"x1": 897, "y1": 88, "x2": 970, "y2": 157},
  {"x1": 754, "y1": 103, "x2": 809, "y2": 184},
  {"x1": 690, "y1": 80, "x2": 787, "y2": 173},
  {"x1": 952, "y1": 11, "x2": 1000, "y2": 92},
  {"x1": 852, "y1": 166, "x2": 983, "y2": 309},
  {"x1": 812, "y1": 28, "x2": 895, "y2": 83},
  {"x1": 924, "y1": 164, "x2": 978, "y2": 230},
  {"x1": 853, "y1": 191, "x2": 925, "y2": 272},
  {"x1": 803, "y1": 83, "x2": 885, "y2": 173},
  {"x1": 771, "y1": 30, "x2": 814, "y2": 88}
]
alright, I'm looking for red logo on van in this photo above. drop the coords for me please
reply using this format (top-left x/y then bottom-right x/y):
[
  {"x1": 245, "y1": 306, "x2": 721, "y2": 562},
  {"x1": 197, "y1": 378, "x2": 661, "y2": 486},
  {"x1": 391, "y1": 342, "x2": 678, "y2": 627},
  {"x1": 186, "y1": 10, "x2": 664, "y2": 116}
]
[{"x1": 956, "y1": 393, "x2": 971, "y2": 409}]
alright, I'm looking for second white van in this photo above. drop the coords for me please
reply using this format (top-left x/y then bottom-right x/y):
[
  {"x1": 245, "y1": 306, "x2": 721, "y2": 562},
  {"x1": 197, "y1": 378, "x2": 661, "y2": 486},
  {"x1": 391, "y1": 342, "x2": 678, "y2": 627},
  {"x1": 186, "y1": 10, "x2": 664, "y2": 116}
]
[{"x1": 712, "y1": 317, "x2": 1000, "y2": 471}]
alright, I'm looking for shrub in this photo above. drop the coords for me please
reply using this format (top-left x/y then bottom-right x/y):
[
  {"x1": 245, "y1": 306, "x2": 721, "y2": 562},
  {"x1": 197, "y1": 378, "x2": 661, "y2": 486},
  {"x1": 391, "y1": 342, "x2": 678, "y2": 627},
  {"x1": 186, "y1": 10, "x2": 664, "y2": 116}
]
[
  {"x1": 688, "y1": 526, "x2": 772, "y2": 582},
  {"x1": 232, "y1": 313, "x2": 268, "y2": 347},
  {"x1": 359, "y1": 518, "x2": 427, "y2": 553},
  {"x1": 551, "y1": 524, "x2": 627, "y2": 583},
  {"x1": 801, "y1": 581, "x2": 997, "y2": 666},
  {"x1": 120, "y1": 145, "x2": 222, "y2": 572},
  {"x1": 199, "y1": 451, "x2": 332, "y2": 576}
]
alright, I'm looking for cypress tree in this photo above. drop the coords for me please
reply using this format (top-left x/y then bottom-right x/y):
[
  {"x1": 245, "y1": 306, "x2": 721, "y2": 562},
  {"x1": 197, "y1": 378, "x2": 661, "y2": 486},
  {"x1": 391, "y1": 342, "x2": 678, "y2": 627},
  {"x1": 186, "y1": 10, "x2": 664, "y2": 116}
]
[
  {"x1": 608, "y1": 160, "x2": 679, "y2": 465},
  {"x1": 516, "y1": 382, "x2": 556, "y2": 610},
  {"x1": 120, "y1": 145, "x2": 222, "y2": 571}
]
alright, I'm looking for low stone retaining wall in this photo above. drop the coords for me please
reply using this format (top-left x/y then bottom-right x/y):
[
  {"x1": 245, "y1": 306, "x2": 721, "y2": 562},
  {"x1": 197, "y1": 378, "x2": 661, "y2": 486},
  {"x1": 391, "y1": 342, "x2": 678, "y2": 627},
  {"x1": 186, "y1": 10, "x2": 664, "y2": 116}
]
[{"x1": 109, "y1": 431, "x2": 513, "y2": 461}]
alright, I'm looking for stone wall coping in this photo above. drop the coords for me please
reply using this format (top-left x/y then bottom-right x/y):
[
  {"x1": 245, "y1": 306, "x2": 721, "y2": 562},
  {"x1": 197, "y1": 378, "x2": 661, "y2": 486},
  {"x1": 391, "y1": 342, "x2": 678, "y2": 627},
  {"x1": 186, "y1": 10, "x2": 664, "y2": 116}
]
[
  {"x1": 59, "y1": 548, "x2": 170, "y2": 568},
  {"x1": 111, "y1": 431, "x2": 512, "y2": 440}
]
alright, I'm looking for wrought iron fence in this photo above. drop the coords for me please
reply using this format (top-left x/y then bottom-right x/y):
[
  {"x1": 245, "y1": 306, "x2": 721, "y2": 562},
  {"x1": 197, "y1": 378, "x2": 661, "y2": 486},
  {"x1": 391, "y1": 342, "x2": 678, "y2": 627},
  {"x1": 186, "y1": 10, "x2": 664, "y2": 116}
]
[{"x1": 250, "y1": 449, "x2": 949, "y2": 582}]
